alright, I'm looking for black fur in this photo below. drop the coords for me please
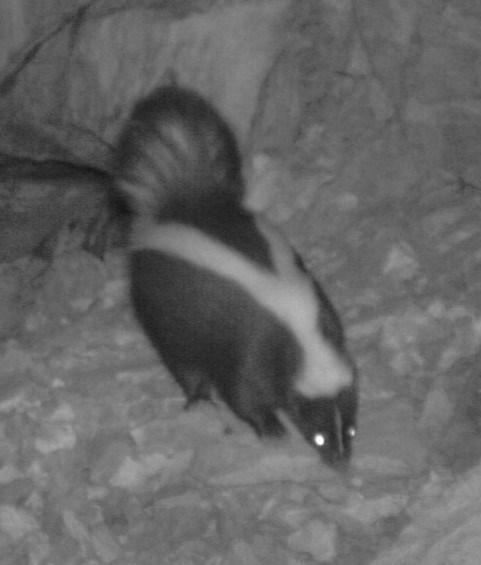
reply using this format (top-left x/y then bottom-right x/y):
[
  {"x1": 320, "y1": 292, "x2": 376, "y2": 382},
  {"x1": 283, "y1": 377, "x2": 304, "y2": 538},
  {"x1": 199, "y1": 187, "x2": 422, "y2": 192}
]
[
  {"x1": 115, "y1": 85, "x2": 358, "y2": 466},
  {"x1": 116, "y1": 86, "x2": 243, "y2": 217},
  {"x1": 131, "y1": 249, "x2": 301, "y2": 438}
]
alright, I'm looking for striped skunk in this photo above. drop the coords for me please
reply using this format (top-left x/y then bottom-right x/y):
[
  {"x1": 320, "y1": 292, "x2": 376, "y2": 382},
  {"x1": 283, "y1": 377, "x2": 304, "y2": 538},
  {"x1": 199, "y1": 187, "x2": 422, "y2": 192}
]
[{"x1": 114, "y1": 85, "x2": 358, "y2": 467}]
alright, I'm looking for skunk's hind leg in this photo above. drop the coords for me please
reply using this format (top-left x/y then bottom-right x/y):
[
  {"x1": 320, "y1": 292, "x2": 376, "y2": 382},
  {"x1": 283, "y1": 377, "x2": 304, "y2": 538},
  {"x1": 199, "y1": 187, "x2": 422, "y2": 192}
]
[{"x1": 168, "y1": 365, "x2": 213, "y2": 408}]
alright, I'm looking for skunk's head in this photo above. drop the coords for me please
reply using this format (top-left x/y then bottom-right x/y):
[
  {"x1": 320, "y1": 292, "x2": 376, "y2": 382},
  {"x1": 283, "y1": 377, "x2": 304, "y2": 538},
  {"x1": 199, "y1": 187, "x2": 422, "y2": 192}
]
[{"x1": 290, "y1": 381, "x2": 358, "y2": 467}]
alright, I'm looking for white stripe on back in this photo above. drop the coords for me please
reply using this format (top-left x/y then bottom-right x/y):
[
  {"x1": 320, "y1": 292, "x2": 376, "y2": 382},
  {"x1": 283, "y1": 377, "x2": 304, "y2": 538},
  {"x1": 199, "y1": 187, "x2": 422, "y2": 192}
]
[{"x1": 132, "y1": 219, "x2": 353, "y2": 396}]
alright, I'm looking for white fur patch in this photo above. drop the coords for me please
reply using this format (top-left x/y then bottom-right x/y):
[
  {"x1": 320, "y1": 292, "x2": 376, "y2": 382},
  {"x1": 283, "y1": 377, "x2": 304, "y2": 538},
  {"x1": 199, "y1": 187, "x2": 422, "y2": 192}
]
[{"x1": 132, "y1": 220, "x2": 353, "y2": 397}]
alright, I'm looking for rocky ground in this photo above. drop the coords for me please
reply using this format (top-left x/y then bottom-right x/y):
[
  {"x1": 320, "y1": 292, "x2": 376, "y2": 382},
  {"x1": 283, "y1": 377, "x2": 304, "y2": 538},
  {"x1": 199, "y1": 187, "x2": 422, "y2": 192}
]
[
  {"x1": 1, "y1": 1, "x2": 481, "y2": 563},
  {"x1": 1, "y1": 157, "x2": 481, "y2": 564}
]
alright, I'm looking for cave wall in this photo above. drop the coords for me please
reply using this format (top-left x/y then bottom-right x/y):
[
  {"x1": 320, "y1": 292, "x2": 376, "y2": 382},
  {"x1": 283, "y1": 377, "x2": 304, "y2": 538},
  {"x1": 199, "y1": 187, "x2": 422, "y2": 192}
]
[
  {"x1": 0, "y1": 0, "x2": 294, "y2": 167},
  {"x1": 0, "y1": 0, "x2": 480, "y2": 200}
]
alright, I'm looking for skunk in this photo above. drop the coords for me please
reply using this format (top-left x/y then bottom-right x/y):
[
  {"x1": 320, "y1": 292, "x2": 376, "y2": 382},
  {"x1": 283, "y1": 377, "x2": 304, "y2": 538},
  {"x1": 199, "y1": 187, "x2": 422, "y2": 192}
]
[{"x1": 114, "y1": 85, "x2": 358, "y2": 466}]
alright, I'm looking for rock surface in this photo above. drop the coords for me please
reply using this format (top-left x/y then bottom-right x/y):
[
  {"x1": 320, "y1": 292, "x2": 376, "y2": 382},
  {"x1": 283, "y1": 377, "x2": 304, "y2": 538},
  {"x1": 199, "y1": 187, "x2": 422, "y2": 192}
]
[{"x1": 0, "y1": 1, "x2": 481, "y2": 564}]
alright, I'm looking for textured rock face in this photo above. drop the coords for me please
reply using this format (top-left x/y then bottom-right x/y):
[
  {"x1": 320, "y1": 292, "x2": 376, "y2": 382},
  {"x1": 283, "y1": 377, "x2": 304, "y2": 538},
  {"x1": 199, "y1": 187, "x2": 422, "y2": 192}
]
[
  {"x1": 0, "y1": 0, "x2": 294, "y2": 162},
  {"x1": 1, "y1": 1, "x2": 481, "y2": 564},
  {"x1": 369, "y1": 462, "x2": 481, "y2": 565}
]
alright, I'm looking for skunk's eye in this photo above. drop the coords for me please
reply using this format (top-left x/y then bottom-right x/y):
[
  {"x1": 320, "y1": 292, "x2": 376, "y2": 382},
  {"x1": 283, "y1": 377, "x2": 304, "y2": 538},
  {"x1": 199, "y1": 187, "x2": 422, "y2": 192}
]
[
  {"x1": 313, "y1": 433, "x2": 326, "y2": 448},
  {"x1": 346, "y1": 426, "x2": 356, "y2": 438}
]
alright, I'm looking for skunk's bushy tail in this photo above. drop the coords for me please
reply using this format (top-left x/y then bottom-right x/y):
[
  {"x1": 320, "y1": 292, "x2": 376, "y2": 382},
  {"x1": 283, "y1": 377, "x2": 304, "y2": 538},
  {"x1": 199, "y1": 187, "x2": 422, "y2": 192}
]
[{"x1": 115, "y1": 86, "x2": 244, "y2": 218}]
